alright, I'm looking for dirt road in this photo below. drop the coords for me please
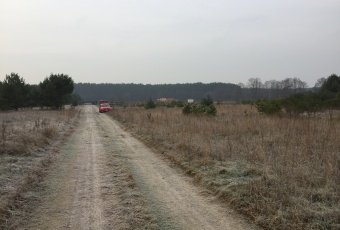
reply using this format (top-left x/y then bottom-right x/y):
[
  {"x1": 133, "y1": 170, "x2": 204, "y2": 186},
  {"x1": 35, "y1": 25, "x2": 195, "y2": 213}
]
[{"x1": 23, "y1": 105, "x2": 257, "y2": 230}]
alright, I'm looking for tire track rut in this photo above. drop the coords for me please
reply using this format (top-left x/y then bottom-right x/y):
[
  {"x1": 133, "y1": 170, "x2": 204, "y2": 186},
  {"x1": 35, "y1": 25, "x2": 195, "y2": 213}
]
[{"x1": 23, "y1": 105, "x2": 156, "y2": 229}]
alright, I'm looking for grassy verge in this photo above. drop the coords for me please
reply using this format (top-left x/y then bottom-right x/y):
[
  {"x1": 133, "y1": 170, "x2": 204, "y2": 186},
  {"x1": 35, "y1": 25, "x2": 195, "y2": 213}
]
[
  {"x1": 109, "y1": 104, "x2": 339, "y2": 230},
  {"x1": 0, "y1": 107, "x2": 80, "y2": 229}
]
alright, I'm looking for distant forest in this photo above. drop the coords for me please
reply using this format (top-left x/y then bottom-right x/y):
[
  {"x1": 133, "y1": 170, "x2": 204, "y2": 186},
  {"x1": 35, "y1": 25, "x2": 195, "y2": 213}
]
[
  {"x1": 74, "y1": 82, "x2": 241, "y2": 103},
  {"x1": 74, "y1": 77, "x2": 311, "y2": 103}
]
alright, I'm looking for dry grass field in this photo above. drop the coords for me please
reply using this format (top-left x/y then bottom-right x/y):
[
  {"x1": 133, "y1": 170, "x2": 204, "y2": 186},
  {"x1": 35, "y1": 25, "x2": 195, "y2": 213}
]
[
  {"x1": 0, "y1": 108, "x2": 79, "y2": 228},
  {"x1": 109, "y1": 104, "x2": 340, "y2": 230}
]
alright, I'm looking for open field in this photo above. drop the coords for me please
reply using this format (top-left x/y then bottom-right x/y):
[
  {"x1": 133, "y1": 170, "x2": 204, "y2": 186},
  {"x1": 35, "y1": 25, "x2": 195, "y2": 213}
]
[
  {"x1": 0, "y1": 108, "x2": 79, "y2": 228},
  {"x1": 1, "y1": 105, "x2": 257, "y2": 230},
  {"x1": 109, "y1": 104, "x2": 340, "y2": 229}
]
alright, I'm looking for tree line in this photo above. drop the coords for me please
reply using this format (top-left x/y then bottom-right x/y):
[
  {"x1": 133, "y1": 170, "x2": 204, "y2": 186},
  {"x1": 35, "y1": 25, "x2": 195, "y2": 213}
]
[
  {"x1": 73, "y1": 82, "x2": 242, "y2": 103},
  {"x1": 255, "y1": 74, "x2": 340, "y2": 116},
  {"x1": 74, "y1": 77, "x2": 312, "y2": 103},
  {"x1": 1, "y1": 73, "x2": 332, "y2": 110},
  {"x1": 0, "y1": 73, "x2": 76, "y2": 111},
  {"x1": 239, "y1": 77, "x2": 310, "y2": 100}
]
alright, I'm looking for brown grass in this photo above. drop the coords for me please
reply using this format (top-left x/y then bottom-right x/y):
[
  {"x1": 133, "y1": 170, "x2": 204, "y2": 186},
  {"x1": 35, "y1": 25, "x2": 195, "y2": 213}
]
[
  {"x1": 109, "y1": 104, "x2": 340, "y2": 230},
  {"x1": 0, "y1": 107, "x2": 80, "y2": 229}
]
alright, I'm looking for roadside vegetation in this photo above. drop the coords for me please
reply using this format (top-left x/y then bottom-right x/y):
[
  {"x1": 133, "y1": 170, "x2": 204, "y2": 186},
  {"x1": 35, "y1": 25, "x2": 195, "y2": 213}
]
[
  {"x1": 109, "y1": 104, "x2": 339, "y2": 229},
  {"x1": 0, "y1": 108, "x2": 80, "y2": 229},
  {"x1": 109, "y1": 75, "x2": 340, "y2": 230}
]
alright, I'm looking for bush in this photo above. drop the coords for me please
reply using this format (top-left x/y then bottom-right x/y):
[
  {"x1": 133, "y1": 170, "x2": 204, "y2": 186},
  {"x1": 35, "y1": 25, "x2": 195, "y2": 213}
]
[
  {"x1": 182, "y1": 103, "x2": 191, "y2": 114},
  {"x1": 192, "y1": 104, "x2": 206, "y2": 114},
  {"x1": 206, "y1": 104, "x2": 217, "y2": 116},
  {"x1": 144, "y1": 98, "x2": 156, "y2": 109},
  {"x1": 256, "y1": 99, "x2": 282, "y2": 115},
  {"x1": 182, "y1": 95, "x2": 217, "y2": 116},
  {"x1": 201, "y1": 95, "x2": 213, "y2": 106},
  {"x1": 281, "y1": 92, "x2": 324, "y2": 116}
]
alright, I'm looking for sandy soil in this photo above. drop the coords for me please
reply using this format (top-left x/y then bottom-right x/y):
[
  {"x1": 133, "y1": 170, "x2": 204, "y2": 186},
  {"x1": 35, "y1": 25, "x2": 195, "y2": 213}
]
[{"x1": 22, "y1": 105, "x2": 258, "y2": 230}]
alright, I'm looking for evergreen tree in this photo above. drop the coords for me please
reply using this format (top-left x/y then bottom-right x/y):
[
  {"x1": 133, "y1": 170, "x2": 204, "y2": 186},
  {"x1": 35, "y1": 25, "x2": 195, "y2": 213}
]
[
  {"x1": 144, "y1": 98, "x2": 156, "y2": 109},
  {"x1": 1, "y1": 73, "x2": 28, "y2": 110},
  {"x1": 26, "y1": 85, "x2": 42, "y2": 108},
  {"x1": 39, "y1": 73, "x2": 74, "y2": 109},
  {"x1": 0, "y1": 81, "x2": 3, "y2": 110},
  {"x1": 320, "y1": 74, "x2": 340, "y2": 94}
]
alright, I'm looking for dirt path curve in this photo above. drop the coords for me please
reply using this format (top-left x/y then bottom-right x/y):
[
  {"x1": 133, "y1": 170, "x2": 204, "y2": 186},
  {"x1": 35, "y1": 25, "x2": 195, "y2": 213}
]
[{"x1": 23, "y1": 105, "x2": 257, "y2": 230}]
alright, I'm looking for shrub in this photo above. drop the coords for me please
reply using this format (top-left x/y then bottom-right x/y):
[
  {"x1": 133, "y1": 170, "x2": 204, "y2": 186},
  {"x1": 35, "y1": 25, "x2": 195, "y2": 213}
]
[
  {"x1": 206, "y1": 104, "x2": 217, "y2": 116},
  {"x1": 182, "y1": 103, "x2": 191, "y2": 114},
  {"x1": 201, "y1": 95, "x2": 213, "y2": 106},
  {"x1": 182, "y1": 96, "x2": 217, "y2": 116},
  {"x1": 144, "y1": 98, "x2": 156, "y2": 109},
  {"x1": 281, "y1": 92, "x2": 324, "y2": 116},
  {"x1": 256, "y1": 99, "x2": 282, "y2": 115},
  {"x1": 192, "y1": 104, "x2": 206, "y2": 114}
]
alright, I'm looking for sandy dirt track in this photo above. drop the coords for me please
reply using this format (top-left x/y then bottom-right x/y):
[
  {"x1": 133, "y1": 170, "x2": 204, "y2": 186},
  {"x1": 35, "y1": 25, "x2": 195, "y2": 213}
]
[{"x1": 23, "y1": 105, "x2": 257, "y2": 230}]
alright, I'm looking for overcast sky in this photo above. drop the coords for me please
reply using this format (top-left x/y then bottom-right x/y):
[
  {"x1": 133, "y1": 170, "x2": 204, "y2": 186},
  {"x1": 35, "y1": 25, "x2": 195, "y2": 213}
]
[{"x1": 1, "y1": 0, "x2": 339, "y2": 87}]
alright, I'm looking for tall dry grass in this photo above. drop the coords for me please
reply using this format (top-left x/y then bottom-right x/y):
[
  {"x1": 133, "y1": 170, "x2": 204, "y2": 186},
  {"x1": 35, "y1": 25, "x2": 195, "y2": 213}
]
[
  {"x1": 0, "y1": 107, "x2": 80, "y2": 229},
  {"x1": 109, "y1": 104, "x2": 339, "y2": 229}
]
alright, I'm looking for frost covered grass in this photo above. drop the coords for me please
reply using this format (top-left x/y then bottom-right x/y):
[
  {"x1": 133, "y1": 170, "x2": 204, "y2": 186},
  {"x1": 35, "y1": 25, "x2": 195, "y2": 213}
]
[
  {"x1": 0, "y1": 107, "x2": 79, "y2": 229},
  {"x1": 110, "y1": 104, "x2": 339, "y2": 229}
]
